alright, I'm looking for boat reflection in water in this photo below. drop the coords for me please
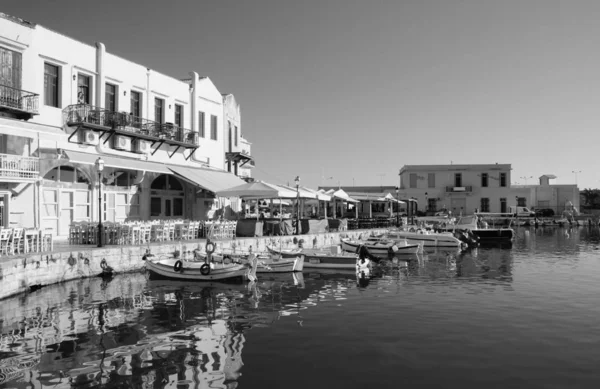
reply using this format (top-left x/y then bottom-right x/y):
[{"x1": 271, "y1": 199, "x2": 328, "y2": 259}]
[{"x1": 0, "y1": 271, "x2": 307, "y2": 388}]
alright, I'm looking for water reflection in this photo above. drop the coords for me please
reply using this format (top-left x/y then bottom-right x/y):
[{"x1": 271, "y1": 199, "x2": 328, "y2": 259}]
[
  {"x1": 2, "y1": 227, "x2": 600, "y2": 388},
  {"x1": 0, "y1": 272, "x2": 308, "y2": 388}
]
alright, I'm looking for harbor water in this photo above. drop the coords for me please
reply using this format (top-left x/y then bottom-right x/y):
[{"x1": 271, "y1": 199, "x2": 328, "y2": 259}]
[{"x1": 1, "y1": 226, "x2": 600, "y2": 388}]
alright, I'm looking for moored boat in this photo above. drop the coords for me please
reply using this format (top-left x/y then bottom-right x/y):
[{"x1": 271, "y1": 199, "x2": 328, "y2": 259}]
[
  {"x1": 194, "y1": 251, "x2": 304, "y2": 273},
  {"x1": 145, "y1": 256, "x2": 258, "y2": 282},
  {"x1": 448, "y1": 215, "x2": 514, "y2": 241},
  {"x1": 380, "y1": 228, "x2": 465, "y2": 248},
  {"x1": 302, "y1": 249, "x2": 370, "y2": 270},
  {"x1": 340, "y1": 238, "x2": 422, "y2": 258}
]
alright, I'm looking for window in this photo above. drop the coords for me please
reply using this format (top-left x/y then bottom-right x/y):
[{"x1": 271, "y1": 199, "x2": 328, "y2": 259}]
[
  {"x1": 428, "y1": 198, "x2": 437, "y2": 212},
  {"x1": 130, "y1": 91, "x2": 141, "y2": 117},
  {"x1": 500, "y1": 173, "x2": 507, "y2": 187},
  {"x1": 480, "y1": 198, "x2": 490, "y2": 212},
  {"x1": 105, "y1": 83, "x2": 117, "y2": 111},
  {"x1": 517, "y1": 197, "x2": 526, "y2": 206},
  {"x1": 0, "y1": 47, "x2": 22, "y2": 89},
  {"x1": 454, "y1": 173, "x2": 462, "y2": 187},
  {"x1": 481, "y1": 173, "x2": 488, "y2": 187},
  {"x1": 500, "y1": 198, "x2": 507, "y2": 213},
  {"x1": 409, "y1": 173, "x2": 417, "y2": 188},
  {"x1": 198, "y1": 111, "x2": 205, "y2": 138},
  {"x1": 77, "y1": 74, "x2": 91, "y2": 104},
  {"x1": 44, "y1": 63, "x2": 59, "y2": 107},
  {"x1": 150, "y1": 197, "x2": 161, "y2": 217},
  {"x1": 175, "y1": 104, "x2": 183, "y2": 128},
  {"x1": 428, "y1": 173, "x2": 435, "y2": 188},
  {"x1": 155, "y1": 98, "x2": 164, "y2": 124},
  {"x1": 235, "y1": 125, "x2": 238, "y2": 146},
  {"x1": 43, "y1": 166, "x2": 90, "y2": 184},
  {"x1": 210, "y1": 115, "x2": 218, "y2": 140}
]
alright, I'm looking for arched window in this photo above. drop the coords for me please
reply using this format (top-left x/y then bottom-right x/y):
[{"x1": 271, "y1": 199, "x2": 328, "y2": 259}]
[
  {"x1": 151, "y1": 175, "x2": 183, "y2": 191},
  {"x1": 44, "y1": 166, "x2": 90, "y2": 184}
]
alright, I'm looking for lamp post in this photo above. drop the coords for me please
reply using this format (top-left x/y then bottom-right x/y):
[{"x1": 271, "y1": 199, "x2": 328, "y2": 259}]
[
  {"x1": 572, "y1": 170, "x2": 581, "y2": 186},
  {"x1": 95, "y1": 157, "x2": 104, "y2": 247},
  {"x1": 295, "y1": 176, "x2": 300, "y2": 235},
  {"x1": 395, "y1": 186, "x2": 399, "y2": 227}
]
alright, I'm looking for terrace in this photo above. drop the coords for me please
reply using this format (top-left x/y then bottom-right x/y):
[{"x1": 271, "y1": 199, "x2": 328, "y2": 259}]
[
  {"x1": 63, "y1": 104, "x2": 199, "y2": 159},
  {"x1": 0, "y1": 84, "x2": 39, "y2": 121}
]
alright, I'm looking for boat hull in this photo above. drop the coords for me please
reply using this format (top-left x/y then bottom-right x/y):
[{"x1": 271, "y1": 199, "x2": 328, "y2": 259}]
[
  {"x1": 303, "y1": 252, "x2": 363, "y2": 269},
  {"x1": 146, "y1": 259, "x2": 255, "y2": 281},
  {"x1": 340, "y1": 239, "x2": 421, "y2": 258},
  {"x1": 255, "y1": 255, "x2": 304, "y2": 273},
  {"x1": 384, "y1": 231, "x2": 462, "y2": 247}
]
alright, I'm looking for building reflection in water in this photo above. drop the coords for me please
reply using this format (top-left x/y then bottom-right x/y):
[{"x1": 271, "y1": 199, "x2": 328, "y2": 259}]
[{"x1": 0, "y1": 271, "x2": 309, "y2": 388}]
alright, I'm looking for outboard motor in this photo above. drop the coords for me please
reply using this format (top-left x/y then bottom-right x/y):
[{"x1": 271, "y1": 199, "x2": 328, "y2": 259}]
[{"x1": 454, "y1": 229, "x2": 479, "y2": 246}]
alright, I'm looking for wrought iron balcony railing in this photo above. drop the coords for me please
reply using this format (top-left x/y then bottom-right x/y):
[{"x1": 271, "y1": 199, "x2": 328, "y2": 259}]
[
  {"x1": 0, "y1": 84, "x2": 39, "y2": 115},
  {"x1": 63, "y1": 104, "x2": 198, "y2": 146},
  {"x1": 0, "y1": 153, "x2": 39, "y2": 180}
]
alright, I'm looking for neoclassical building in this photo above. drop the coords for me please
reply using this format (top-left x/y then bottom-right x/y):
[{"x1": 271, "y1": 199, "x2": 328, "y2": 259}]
[{"x1": 0, "y1": 12, "x2": 254, "y2": 236}]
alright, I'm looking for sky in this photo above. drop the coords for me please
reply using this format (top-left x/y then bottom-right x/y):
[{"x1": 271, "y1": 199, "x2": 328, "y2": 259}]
[{"x1": 4, "y1": 0, "x2": 600, "y2": 189}]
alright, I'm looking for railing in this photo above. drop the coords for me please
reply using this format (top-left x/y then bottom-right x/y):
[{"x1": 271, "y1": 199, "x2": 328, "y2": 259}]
[
  {"x1": 63, "y1": 104, "x2": 198, "y2": 146},
  {"x1": 0, "y1": 153, "x2": 39, "y2": 179},
  {"x1": 0, "y1": 84, "x2": 39, "y2": 114},
  {"x1": 445, "y1": 186, "x2": 473, "y2": 192}
]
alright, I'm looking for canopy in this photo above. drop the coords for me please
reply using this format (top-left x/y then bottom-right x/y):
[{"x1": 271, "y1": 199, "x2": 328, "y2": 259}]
[
  {"x1": 277, "y1": 184, "x2": 318, "y2": 199},
  {"x1": 216, "y1": 180, "x2": 298, "y2": 199},
  {"x1": 169, "y1": 165, "x2": 246, "y2": 193},
  {"x1": 65, "y1": 150, "x2": 171, "y2": 174},
  {"x1": 377, "y1": 193, "x2": 406, "y2": 204},
  {"x1": 303, "y1": 186, "x2": 331, "y2": 201},
  {"x1": 326, "y1": 188, "x2": 359, "y2": 203}
]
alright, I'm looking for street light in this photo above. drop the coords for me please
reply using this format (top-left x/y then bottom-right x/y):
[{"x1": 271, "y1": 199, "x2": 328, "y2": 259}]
[
  {"x1": 295, "y1": 176, "x2": 300, "y2": 235},
  {"x1": 395, "y1": 186, "x2": 399, "y2": 226},
  {"x1": 520, "y1": 176, "x2": 533, "y2": 185},
  {"x1": 572, "y1": 170, "x2": 581, "y2": 186},
  {"x1": 95, "y1": 157, "x2": 105, "y2": 247}
]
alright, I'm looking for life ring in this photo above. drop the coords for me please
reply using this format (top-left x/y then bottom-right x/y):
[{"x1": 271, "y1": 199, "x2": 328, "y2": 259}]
[
  {"x1": 100, "y1": 258, "x2": 108, "y2": 270},
  {"x1": 200, "y1": 263, "x2": 211, "y2": 275},
  {"x1": 173, "y1": 260, "x2": 183, "y2": 272},
  {"x1": 205, "y1": 242, "x2": 215, "y2": 255}
]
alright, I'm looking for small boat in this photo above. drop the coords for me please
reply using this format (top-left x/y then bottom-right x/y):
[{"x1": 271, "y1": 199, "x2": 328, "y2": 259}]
[
  {"x1": 340, "y1": 238, "x2": 422, "y2": 258},
  {"x1": 195, "y1": 251, "x2": 304, "y2": 273},
  {"x1": 302, "y1": 248, "x2": 370, "y2": 270},
  {"x1": 379, "y1": 228, "x2": 464, "y2": 248},
  {"x1": 445, "y1": 215, "x2": 514, "y2": 241},
  {"x1": 266, "y1": 245, "x2": 303, "y2": 257},
  {"x1": 145, "y1": 255, "x2": 258, "y2": 282}
]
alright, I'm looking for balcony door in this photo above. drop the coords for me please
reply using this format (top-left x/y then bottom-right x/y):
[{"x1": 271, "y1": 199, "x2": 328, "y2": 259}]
[{"x1": 59, "y1": 191, "x2": 75, "y2": 235}]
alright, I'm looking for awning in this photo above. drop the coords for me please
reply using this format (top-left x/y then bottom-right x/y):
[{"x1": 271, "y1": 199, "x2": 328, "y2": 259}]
[
  {"x1": 64, "y1": 150, "x2": 171, "y2": 174},
  {"x1": 169, "y1": 165, "x2": 246, "y2": 193}
]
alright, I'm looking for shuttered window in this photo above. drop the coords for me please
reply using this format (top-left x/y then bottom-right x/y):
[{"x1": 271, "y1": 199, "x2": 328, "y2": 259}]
[{"x1": 210, "y1": 115, "x2": 217, "y2": 140}]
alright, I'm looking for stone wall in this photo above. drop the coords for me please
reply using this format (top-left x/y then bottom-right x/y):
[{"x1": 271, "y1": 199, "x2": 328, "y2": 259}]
[{"x1": 0, "y1": 230, "x2": 381, "y2": 300}]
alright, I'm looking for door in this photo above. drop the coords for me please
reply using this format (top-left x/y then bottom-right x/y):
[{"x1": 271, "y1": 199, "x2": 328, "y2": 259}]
[
  {"x1": 59, "y1": 191, "x2": 74, "y2": 236},
  {"x1": 451, "y1": 198, "x2": 466, "y2": 216}
]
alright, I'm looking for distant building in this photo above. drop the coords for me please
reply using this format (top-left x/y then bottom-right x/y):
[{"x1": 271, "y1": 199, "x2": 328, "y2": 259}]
[
  {"x1": 222, "y1": 93, "x2": 254, "y2": 181},
  {"x1": 512, "y1": 175, "x2": 579, "y2": 215}
]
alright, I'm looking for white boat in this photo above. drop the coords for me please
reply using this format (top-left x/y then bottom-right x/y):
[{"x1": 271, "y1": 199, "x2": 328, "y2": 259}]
[
  {"x1": 382, "y1": 228, "x2": 464, "y2": 248},
  {"x1": 340, "y1": 238, "x2": 422, "y2": 258},
  {"x1": 302, "y1": 248, "x2": 370, "y2": 270},
  {"x1": 145, "y1": 255, "x2": 259, "y2": 281},
  {"x1": 446, "y1": 215, "x2": 514, "y2": 241}
]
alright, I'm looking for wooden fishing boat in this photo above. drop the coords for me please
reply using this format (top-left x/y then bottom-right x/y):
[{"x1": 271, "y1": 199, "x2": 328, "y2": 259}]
[
  {"x1": 145, "y1": 255, "x2": 258, "y2": 282},
  {"x1": 340, "y1": 238, "x2": 422, "y2": 258},
  {"x1": 194, "y1": 251, "x2": 304, "y2": 273},
  {"x1": 266, "y1": 245, "x2": 303, "y2": 257}
]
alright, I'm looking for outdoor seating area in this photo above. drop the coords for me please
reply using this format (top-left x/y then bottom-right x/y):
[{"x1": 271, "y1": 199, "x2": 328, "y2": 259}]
[
  {"x1": 0, "y1": 227, "x2": 54, "y2": 255},
  {"x1": 68, "y1": 219, "x2": 238, "y2": 246}
]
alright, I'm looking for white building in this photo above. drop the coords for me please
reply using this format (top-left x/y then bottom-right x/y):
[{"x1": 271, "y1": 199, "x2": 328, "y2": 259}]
[{"x1": 0, "y1": 12, "x2": 253, "y2": 236}]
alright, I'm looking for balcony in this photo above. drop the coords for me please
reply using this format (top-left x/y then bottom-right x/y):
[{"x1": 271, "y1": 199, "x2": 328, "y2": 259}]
[
  {"x1": 0, "y1": 84, "x2": 39, "y2": 120},
  {"x1": 0, "y1": 153, "x2": 39, "y2": 181},
  {"x1": 63, "y1": 104, "x2": 199, "y2": 158},
  {"x1": 446, "y1": 186, "x2": 473, "y2": 192},
  {"x1": 226, "y1": 149, "x2": 255, "y2": 168}
]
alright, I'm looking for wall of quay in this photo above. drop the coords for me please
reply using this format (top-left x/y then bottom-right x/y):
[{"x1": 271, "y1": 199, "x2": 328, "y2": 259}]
[{"x1": 0, "y1": 230, "x2": 383, "y2": 300}]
